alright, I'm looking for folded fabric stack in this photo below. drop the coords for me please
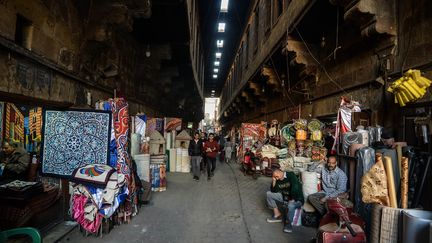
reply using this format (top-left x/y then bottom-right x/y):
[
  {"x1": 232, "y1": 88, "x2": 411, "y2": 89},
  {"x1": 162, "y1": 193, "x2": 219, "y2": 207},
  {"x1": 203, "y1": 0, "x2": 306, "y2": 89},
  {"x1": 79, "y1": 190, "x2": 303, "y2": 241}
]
[
  {"x1": 261, "y1": 144, "x2": 280, "y2": 159},
  {"x1": 70, "y1": 164, "x2": 128, "y2": 233}
]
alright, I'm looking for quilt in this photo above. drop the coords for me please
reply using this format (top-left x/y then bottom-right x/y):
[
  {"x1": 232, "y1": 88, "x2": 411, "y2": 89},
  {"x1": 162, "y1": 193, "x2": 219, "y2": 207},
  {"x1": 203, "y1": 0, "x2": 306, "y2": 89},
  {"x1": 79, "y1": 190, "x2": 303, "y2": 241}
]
[
  {"x1": 41, "y1": 109, "x2": 111, "y2": 177},
  {"x1": 71, "y1": 164, "x2": 115, "y2": 187}
]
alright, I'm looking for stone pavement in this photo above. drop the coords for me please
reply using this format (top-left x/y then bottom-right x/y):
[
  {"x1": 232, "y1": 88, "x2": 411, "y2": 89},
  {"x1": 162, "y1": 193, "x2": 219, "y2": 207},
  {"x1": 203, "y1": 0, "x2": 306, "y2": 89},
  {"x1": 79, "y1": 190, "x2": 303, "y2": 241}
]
[{"x1": 60, "y1": 161, "x2": 316, "y2": 243}]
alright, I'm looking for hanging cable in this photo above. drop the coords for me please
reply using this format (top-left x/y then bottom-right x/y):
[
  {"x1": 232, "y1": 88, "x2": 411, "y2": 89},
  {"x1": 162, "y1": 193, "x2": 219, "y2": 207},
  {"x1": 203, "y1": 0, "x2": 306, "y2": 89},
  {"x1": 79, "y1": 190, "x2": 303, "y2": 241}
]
[
  {"x1": 270, "y1": 57, "x2": 295, "y2": 107},
  {"x1": 294, "y1": 27, "x2": 349, "y2": 96}
]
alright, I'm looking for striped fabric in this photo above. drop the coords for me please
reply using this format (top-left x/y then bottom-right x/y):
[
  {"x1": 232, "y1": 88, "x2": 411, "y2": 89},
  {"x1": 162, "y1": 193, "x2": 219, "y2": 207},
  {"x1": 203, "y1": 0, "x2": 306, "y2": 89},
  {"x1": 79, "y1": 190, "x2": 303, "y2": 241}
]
[
  {"x1": 380, "y1": 206, "x2": 402, "y2": 243},
  {"x1": 370, "y1": 204, "x2": 384, "y2": 243}
]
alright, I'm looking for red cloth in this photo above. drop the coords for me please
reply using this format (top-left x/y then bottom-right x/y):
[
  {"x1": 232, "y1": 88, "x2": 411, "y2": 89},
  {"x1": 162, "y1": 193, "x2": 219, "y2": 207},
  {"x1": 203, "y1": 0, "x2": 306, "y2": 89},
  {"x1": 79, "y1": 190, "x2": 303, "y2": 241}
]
[{"x1": 203, "y1": 140, "x2": 219, "y2": 158}]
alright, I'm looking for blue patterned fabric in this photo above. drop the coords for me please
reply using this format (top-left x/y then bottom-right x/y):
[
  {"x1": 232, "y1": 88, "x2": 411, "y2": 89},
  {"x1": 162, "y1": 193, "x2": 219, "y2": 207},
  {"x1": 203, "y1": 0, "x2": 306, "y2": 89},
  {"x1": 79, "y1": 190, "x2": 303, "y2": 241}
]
[{"x1": 41, "y1": 110, "x2": 111, "y2": 177}]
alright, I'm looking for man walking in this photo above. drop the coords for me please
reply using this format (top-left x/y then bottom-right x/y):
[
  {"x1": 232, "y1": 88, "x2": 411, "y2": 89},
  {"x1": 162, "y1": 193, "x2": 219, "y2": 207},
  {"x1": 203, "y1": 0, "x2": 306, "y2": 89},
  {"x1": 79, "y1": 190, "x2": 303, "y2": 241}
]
[
  {"x1": 188, "y1": 132, "x2": 203, "y2": 181},
  {"x1": 203, "y1": 133, "x2": 219, "y2": 181}
]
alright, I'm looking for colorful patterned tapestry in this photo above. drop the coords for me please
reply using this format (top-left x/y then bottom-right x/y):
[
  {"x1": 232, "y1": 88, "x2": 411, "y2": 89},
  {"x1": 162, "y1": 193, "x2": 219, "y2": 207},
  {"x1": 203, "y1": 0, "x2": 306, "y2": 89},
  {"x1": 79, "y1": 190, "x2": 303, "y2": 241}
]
[
  {"x1": 41, "y1": 110, "x2": 111, "y2": 177},
  {"x1": 146, "y1": 117, "x2": 164, "y2": 135},
  {"x1": 111, "y1": 98, "x2": 131, "y2": 182},
  {"x1": 71, "y1": 164, "x2": 115, "y2": 187},
  {"x1": 164, "y1": 117, "x2": 182, "y2": 132},
  {"x1": 5, "y1": 103, "x2": 25, "y2": 143}
]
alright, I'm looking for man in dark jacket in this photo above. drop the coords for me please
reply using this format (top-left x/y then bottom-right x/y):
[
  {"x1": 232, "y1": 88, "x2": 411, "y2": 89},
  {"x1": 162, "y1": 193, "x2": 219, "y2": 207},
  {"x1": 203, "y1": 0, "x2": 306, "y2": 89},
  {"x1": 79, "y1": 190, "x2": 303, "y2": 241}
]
[
  {"x1": 188, "y1": 132, "x2": 203, "y2": 181},
  {"x1": 0, "y1": 141, "x2": 30, "y2": 182},
  {"x1": 266, "y1": 168, "x2": 304, "y2": 233},
  {"x1": 203, "y1": 133, "x2": 219, "y2": 181}
]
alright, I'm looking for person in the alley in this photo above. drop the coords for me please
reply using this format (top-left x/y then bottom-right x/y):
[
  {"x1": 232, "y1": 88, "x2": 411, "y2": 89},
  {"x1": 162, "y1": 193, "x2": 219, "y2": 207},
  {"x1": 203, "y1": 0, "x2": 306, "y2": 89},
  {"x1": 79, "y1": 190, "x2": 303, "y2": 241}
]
[
  {"x1": 200, "y1": 131, "x2": 207, "y2": 172},
  {"x1": 266, "y1": 168, "x2": 304, "y2": 233},
  {"x1": 203, "y1": 133, "x2": 219, "y2": 180},
  {"x1": 189, "y1": 132, "x2": 204, "y2": 181},
  {"x1": 0, "y1": 140, "x2": 30, "y2": 182},
  {"x1": 307, "y1": 155, "x2": 348, "y2": 216}
]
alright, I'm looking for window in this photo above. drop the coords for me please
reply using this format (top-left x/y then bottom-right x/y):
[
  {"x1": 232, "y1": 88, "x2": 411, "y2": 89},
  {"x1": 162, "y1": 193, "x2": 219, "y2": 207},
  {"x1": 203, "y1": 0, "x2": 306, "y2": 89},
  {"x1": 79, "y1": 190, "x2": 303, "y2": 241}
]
[{"x1": 15, "y1": 14, "x2": 33, "y2": 50}]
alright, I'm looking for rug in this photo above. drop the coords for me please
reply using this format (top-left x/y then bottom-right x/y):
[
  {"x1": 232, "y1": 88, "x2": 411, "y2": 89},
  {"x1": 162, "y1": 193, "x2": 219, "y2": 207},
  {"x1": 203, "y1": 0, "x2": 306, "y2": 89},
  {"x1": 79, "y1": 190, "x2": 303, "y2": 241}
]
[
  {"x1": 164, "y1": 117, "x2": 182, "y2": 131},
  {"x1": 146, "y1": 118, "x2": 164, "y2": 135},
  {"x1": 110, "y1": 98, "x2": 131, "y2": 182},
  {"x1": 71, "y1": 164, "x2": 115, "y2": 187},
  {"x1": 41, "y1": 109, "x2": 111, "y2": 177}
]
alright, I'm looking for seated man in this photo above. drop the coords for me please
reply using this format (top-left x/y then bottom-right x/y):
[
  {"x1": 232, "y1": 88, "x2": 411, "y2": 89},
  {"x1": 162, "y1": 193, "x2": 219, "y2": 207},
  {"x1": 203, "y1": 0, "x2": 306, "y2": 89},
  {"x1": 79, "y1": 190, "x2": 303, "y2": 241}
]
[
  {"x1": 308, "y1": 155, "x2": 348, "y2": 216},
  {"x1": 266, "y1": 168, "x2": 304, "y2": 233},
  {"x1": 0, "y1": 141, "x2": 30, "y2": 182}
]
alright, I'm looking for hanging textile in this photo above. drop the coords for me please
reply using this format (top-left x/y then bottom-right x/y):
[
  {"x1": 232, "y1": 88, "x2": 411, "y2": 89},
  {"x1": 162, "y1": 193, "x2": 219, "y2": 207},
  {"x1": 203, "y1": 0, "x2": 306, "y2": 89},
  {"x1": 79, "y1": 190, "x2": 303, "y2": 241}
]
[
  {"x1": 111, "y1": 99, "x2": 131, "y2": 181},
  {"x1": 135, "y1": 114, "x2": 147, "y2": 138},
  {"x1": 41, "y1": 109, "x2": 111, "y2": 177}
]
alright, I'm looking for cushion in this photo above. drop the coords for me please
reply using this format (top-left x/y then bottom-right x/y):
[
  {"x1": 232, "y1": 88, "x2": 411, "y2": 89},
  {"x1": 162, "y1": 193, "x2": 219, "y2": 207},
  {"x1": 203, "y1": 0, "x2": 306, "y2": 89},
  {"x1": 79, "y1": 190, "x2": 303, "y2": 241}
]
[{"x1": 71, "y1": 164, "x2": 115, "y2": 188}]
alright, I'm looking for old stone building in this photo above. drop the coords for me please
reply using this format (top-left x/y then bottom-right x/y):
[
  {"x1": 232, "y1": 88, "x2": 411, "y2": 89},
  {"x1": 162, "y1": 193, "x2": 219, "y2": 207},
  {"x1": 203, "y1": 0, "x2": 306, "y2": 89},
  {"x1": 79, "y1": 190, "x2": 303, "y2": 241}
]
[
  {"x1": 0, "y1": 0, "x2": 204, "y2": 122},
  {"x1": 0, "y1": 1, "x2": 431, "y2": 242},
  {"x1": 219, "y1": 0, "x2": 432, "y2": 145}
]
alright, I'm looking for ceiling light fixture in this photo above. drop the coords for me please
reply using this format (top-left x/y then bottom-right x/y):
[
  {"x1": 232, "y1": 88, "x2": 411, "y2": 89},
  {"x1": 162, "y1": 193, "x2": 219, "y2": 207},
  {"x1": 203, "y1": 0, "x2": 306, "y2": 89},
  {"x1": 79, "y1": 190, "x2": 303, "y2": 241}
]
[
  {"x1": 217, "y1": 40, "x2": 224, "y2": 48},
  {"x1": 218, "y1": 23, "x2": 226, "y2": 32},
  {"x1": 221, "y1": 0, "x2": 229, "y2": 12},
  {"x1": 213, "y1": 74, "x2": 218, "y2": 78},
  {"x1": 145, "y1": 44, "x2": 151, "y2": 57},
  {"x1": 214, "y1": 69, "x2": 219, "y2": 73},
  {"x1": 214, "y1": 61, "x2": 220, "y2": 66},
  {"x1": 215, "y1": 52, "x2": 222, "y2": 59}
]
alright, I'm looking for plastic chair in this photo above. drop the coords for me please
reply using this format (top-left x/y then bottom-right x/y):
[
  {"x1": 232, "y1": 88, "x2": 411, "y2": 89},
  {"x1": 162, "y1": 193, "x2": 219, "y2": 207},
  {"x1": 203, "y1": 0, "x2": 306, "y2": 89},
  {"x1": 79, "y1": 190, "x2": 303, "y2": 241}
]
[{"x1": 0, "y1": 227, "x2": 42, "y2": 243}]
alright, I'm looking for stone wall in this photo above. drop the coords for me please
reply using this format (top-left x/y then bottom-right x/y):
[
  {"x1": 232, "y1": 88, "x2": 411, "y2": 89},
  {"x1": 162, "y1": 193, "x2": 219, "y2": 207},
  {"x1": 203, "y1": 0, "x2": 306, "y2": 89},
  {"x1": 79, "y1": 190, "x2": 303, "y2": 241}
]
[{"x1": 0, "y1": 0, "x2": 158, "y2": 115}]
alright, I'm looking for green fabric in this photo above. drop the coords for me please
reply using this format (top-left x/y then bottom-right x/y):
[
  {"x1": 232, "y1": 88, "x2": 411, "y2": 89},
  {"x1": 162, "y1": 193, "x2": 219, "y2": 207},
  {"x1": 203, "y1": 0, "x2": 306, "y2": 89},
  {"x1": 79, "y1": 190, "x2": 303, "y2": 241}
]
[{"x1": 270, "y1": 171, "x2": 304, "y2": 203}]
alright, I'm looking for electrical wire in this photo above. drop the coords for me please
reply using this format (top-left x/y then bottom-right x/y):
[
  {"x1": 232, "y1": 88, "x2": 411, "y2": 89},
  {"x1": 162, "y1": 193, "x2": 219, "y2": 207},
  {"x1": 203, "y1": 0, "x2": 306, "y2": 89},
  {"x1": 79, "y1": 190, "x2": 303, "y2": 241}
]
[
  {"x1": 270, "y1": 57, "x2": 296, "y2": 107},
  {"x1": 294, "y1": 27, "x2": 349, "y2": 96}
]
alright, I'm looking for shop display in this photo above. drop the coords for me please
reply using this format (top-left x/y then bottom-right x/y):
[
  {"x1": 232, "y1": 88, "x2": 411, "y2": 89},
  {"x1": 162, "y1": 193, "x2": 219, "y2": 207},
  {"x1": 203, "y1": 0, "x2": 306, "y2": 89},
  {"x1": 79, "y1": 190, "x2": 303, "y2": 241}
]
[
  {"x1": 361, "y1": 154, "x2": 390, "y2": 206},
  {"x1": 176, "y1": 148, "x2": 182, "y2": 172},
  {"x1": 383, "y1": 156, "x2": 398, "y2": 208},
  {"x1": 150, "y1": 163, "x2": 166, "y2": 192},
  {"x1": 71, "y1": 164, "x2": 116, "y2": 187},
  {"x1": 133, "y1": 154, "x2": 150, "y2": 182},
  {"x1": 164, "y1": 117, "x2": 182, "y2": 132},
  {"x1": 402, "y1": 209, "x2": 432, "y2": 243},
  {"x1": 134, "y1": 114, "x2": 147, "y2": 138},
  {"x1": 381, "y1": 206, "x2": 403, "y2": 242},
  {"x1": 131, "y1": 133, "x2": 141, "y2": 156},
  {"x1": 400, "y1": 157, "x2": 409, "y2": 209},
  {"x1": 387, "y1": 69, "x2": 431, "y2": 106},
  {"x1": 169, "y1": 148, "x2": 177, "y2": 172},
  {"x1": 41, "y1": 109, "x2": 111, "y2": 177},
  {"x1": 301, "y1": 171, "x2": 318, "y2": 199},
  {"x1": 342, "y1": 132, "x2": 362, "y2": 155},
  {"x1": 146, "y1": 118, "x2": 164, "y2": 135},
  {"x1": 149, "y1": 131, "x2": 165, "y2": 155},
  {"x1": 110, "y1": 98, "x2": 132, "y2": 183}
]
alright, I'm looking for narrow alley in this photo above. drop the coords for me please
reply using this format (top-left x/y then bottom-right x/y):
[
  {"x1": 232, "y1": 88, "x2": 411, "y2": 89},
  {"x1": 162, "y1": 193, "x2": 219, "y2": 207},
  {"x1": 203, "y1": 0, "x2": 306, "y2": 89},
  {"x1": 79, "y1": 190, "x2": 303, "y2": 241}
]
[
  {"x1": 1, "y1": 0, "x2": 432, "y2": 243},
  {"x1": 60, "y1": 161, "x2": 315, "y2": 243}
]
